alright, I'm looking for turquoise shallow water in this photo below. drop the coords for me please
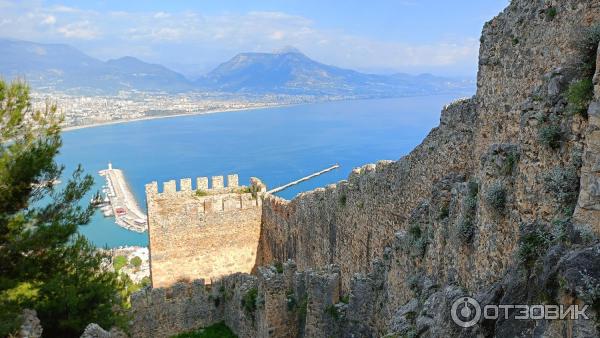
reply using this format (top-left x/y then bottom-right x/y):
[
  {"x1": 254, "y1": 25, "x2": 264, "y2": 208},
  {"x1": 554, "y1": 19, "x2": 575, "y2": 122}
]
[{"x1": 57, "y1": 95, "x2": 463, "y2": 248}]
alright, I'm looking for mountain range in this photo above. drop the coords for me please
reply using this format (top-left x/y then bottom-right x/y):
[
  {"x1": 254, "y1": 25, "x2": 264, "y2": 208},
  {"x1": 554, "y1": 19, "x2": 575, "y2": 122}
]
[{"x1": 0, "y1": 39, "x2": 474, "y2": 96}]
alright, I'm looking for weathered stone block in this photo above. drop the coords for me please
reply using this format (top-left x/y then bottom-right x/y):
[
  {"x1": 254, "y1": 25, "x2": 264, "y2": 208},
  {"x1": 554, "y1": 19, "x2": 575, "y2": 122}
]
[
  {"x1": 196, "y1": 177, "x2": 208, "y2": 191},
  {"x1": 212, "y1": 176, "x2": 224, "y2": 189},
  {"x1": 163, "y1": 180, "x2": 176, "y2": 194},
  {"x1": 180, "y1": 178, "x2": 192, "y2": 191},
  {"x1": 227, "y1": 174, "x2": 239, "y2": 188}
]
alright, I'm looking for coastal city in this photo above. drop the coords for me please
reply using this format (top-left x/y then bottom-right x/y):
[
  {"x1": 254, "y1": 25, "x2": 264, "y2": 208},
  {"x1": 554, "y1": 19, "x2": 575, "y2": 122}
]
[{"x1": 30, "y1": 90, "x2": 342, "y2": 129}]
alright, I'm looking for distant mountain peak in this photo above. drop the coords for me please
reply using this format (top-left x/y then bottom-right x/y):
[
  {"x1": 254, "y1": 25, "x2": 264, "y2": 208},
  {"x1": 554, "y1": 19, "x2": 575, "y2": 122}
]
[{"x1": 273, "y1": 46, "x2": 302, "y2": 54}]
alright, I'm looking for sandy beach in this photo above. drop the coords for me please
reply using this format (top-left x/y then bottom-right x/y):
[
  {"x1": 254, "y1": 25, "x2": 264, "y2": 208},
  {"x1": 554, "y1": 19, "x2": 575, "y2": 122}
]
[{"x1": 62, "y1": 103, "x2": 289, "y2": 132}]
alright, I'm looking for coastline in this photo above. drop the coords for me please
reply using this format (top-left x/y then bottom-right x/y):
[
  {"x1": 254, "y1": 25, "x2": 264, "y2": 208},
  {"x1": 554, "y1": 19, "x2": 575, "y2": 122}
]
[
  {"x1": 59, "y1": 93, "x2": 474, "y2": 133},
  {"x1": 61, "y1": 103, "x2": 292, "y2": 132}
]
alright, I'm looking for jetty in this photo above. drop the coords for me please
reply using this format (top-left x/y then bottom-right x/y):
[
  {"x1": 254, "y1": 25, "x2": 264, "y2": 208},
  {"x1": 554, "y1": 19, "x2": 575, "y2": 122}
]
[
  {"x1": 267, "y1": 164, "x2": 340, "y2": 194},
  {"x1": 99, "y1": 163, "x2": 147, "y2": 233}
]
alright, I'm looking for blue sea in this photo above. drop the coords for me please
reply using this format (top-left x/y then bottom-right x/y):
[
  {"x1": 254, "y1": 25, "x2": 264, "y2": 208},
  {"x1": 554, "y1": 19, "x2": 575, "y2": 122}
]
[{"x1": 57, "y1": 95, "x2": 463, "y2": 248}]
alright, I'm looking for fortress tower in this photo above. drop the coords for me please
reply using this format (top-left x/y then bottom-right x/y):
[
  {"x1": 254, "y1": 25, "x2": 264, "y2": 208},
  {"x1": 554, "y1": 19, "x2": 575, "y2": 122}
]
[{"x1": 145, "y1": 174, "x2": 266, "y2": 288}]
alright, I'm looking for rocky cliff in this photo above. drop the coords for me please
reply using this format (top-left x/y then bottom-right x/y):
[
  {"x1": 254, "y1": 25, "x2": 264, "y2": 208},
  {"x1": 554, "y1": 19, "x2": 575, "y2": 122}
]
[{"x1": 252, "y1": 0, "x2": 600, "y2": 336}]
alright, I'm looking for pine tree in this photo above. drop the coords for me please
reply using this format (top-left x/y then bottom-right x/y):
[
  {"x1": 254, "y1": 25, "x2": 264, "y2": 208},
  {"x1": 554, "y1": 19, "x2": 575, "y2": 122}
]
[{"x1": 0, "y1": 80, "x2": 126, "y2": 337}]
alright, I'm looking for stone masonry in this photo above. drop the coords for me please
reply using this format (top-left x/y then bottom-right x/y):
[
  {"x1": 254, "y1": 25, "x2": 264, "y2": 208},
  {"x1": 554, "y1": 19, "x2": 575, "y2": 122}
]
[
  {"x1": 132, "y1": 1, "x2": 600, "y2": 336},
  {"x1": 145, "y1": 174, "x2": 266, "y2": 288}
]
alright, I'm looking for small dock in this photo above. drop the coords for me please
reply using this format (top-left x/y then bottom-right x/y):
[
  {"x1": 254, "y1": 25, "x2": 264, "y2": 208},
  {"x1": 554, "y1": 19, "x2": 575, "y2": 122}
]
[
  {"x1": 99, "y1": 163, "x2": 147, "y2": 233},
  {"x1": 267, "y1": 164, "x2": 340, "y2": 194}
]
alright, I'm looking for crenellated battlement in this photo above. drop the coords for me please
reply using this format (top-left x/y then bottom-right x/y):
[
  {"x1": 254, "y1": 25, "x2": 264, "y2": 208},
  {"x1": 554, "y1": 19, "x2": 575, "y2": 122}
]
[
  {"x1": 145, "y1": 173, "x2": 266, "y2": 288},
  {"x1": 145, "y1": 174, "x2": 250, "y2": 197}
]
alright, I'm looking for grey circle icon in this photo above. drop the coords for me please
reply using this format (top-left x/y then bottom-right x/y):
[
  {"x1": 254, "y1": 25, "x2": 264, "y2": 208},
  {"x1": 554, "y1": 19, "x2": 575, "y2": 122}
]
[{"x1": 451, "y1": 296, "x2": 481, "y2": 328}]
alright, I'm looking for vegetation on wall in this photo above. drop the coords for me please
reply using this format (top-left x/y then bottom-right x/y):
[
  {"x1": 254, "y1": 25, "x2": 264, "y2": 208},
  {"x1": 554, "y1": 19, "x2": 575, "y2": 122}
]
[
  {"x1": 241, "y1": 287, "x2": 258, "y2": 315},
  {"x1": 171, "y1": 322, "x2": 237, "y2": 338},
  {"x1": 542, "y1": 164, "x2": 580, "y2": 215},
  {"x1": 484, "y1": 181, "x2": 507, "y2": 215},
  {"x1": 456, "y1": 180, "x2": 478, "y2": 244},
  {"x1": 566, "y1": 79, "x2": 594, "y2": 116},
  {"x1": 537, "y1": 114, "x2": 563, "y2": 150}
]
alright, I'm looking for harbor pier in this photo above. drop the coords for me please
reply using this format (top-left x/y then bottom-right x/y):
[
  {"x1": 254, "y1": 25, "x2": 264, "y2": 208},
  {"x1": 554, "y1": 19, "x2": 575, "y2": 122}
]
[{"x1": 99, "y1": 163, "x2": 147, "y2": 232}]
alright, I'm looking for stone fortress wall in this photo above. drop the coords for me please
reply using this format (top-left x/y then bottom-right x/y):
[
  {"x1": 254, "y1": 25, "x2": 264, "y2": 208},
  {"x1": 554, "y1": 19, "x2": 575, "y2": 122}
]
[
  {"x1": 134, "y1": 1, "x2": 600, "y2": 336},
  {"x1": 145, "y1": 174, "x2": 266, "y2": 288}
]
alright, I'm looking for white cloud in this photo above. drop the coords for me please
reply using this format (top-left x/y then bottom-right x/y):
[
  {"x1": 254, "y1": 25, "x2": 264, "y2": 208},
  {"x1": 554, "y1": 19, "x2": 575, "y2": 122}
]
[
  {"x1": 41, "y1": 14, "x2": 55, "y2": 25},
  {"x1": 57, "y1": 21, "x2": 99, "y2": 39},
  {"x1": 0, "y1": 3, "x2": 479, "y2": 74}
]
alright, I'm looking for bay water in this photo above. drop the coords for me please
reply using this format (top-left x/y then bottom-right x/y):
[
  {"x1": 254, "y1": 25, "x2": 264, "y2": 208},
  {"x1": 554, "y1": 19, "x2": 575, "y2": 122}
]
[{"x1": 57, "y1": 95, "x2": 464, "y2": 248}]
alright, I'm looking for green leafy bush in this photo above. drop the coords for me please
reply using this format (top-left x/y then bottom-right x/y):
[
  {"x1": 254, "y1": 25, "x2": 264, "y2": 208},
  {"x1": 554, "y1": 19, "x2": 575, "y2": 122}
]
[
  {"x1": 546, "y1": 7, "x2": 557, "y2": 20},
  {"x1": 457, "y1": 219, "x2": 474, "y2": 244},
  {"x1": 501, "y1": 151, "x2": 519, "y2": 176},
  {"x1": 286, "y1": 290, "x2": 296, "y2": 311},
  {"x1": 438, "y1": 203, "x2": 450, "y2": 220},
  {"x1": 566, "y1": 78, "x2": 594, "y2": 116},
  {"x1": 171, "y1": 322, "x2": 237, "y2": 338},
  {"x1": 324, "y1": 304, "x2": 340, "y2": 320},
  {"x1": 576, "y1": 270, "x2": 600, "y2": 313},
  {"x1": 273, "y1": 261, "x2": 284, "y2": 273},
  {"x1": 485, "y1": 182, "x2": 507, "y2": 214},
  {"x1": 338, "y1": 193, "x2": 347, "y2": 207},
  {"x1": 195, "y1": 189, "x2": 209, "y2": 197},
  {"x1": 518, "y1": 224, "x2": 552, "y2": 268},
  {"x1": 538, "y1": 124, "x2": 562, "y2": 149},
  {"x1": 241, "y1": 287, "x2": 258, "y2": 315},
  {"x1": 578, "y1": 23, "x2": 600, "y2": 76},
  {"x1": 130, "y1": 256, "x2": 142, "y2": 268},
  {"x1": 113, "y1": 255, "x2": 128, "y2": 271},
  {"x1": 402, "y1": 224, "x2": 429, "y2": 258},
  {"x1": 456, "y1": 180, "x2": 478, "y2": 244},
  {"x1": 542, "y1": 165, "x2": 579, "y2": 214}
]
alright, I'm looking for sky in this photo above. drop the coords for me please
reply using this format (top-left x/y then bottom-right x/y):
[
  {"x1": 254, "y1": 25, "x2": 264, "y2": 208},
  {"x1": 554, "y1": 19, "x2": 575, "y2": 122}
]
[{"x1": 0, "y1": 0, "x2": 508, "y2": 78}]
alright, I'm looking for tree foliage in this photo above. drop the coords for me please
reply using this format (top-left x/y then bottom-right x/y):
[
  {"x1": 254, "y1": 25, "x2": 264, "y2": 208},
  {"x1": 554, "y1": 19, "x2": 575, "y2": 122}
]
[{"x1": 0, "y1": 80, "x2": 126, "y2": 337}]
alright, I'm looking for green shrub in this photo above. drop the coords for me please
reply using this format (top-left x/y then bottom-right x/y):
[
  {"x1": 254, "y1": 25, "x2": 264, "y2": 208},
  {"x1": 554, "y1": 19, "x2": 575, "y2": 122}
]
[
  {"x1": 578, "y1": 23, "x2": 600, "y2": 76},
  {"x1": 340, "y1": 294, "x2": 350, "y2": 304},
  {"x1": 542, "y1": 165, "x2": 579, "y2": 214},
  {"x1": 501, "y1": 151, "x2": 519, "y2": 176},
  {"x1": 273, "y1": 261, "x2": 284, "y2": 273},
  {"x1": 457, "y1": 218, "x2": 475, "y2": 244},
  {"x1": 456, "y1": 180, "x2": 478, "y2": 244},
  {"x1": 234, "y1": 186, "x2": 252, "y2": 194},
  {"x1": 438, "y1": 203, "x2": 450, "y2": 220},
  {"x1": 467, "y1": 180, "x2": 479, "y2": 197},
  {"x1": 407, "y1": 223, "x2": 422, "y2": 239},
  {"x1": 195, "y1": 189, "x2": 209, "y2": 197},
  {"x1": 566, "y1": 78, "x2": 594, "y2": 116},
  {"x1": 576, "y1": 270, "x2": 600, "y2": 313},
  {"x1": 113, "y1": 255, "x2": 127, "y2": 271},
  {"x1": 286, "y1": 290, "x2": 296, "y2": 311},
  {"x1": 139, "y1": 276, "x2": 151, "y2": 288},
  {"x1": 241, "y1": 287, "x2": 258, "y2": 315},
  {"x1": 130, "y1": 256, "x2": 142, "y2": 269},
  {"x1": 518, "y1": 224, "x2": 552, "y2": 267},
  {"x1": 324, "y1": 304, "x2": 340, "y2": 320},
  {"x1": 339, "y1": 193, "x2": 347, "y2": 207},
  {"x1": 296, "y1": 296, "x2": 308, "y2": 321},
  {"x1": 538, "y1": 124, "x2": 562, "y2": 149},
  {"x1": 546, "y1": 7, "x2": 557, "y2": 20},
  {"x1": 402, "y1": 224, "x2": 429, "y2": 258},
  {"x1": 485, "y1": 182, "x2": 507, "y2": 214},
  {"x1": 512, "y1": 37, "x2": 519, "y2": 46},
  {"x1": 171, "y1": 321, "x2": 237, "y2": 338}
]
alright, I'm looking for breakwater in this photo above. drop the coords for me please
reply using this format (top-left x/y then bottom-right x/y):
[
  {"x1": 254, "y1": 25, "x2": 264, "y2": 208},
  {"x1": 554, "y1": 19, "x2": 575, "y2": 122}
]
[{"x1": 99, "y1": 163, "x2": 147, "y2": 233}]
